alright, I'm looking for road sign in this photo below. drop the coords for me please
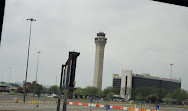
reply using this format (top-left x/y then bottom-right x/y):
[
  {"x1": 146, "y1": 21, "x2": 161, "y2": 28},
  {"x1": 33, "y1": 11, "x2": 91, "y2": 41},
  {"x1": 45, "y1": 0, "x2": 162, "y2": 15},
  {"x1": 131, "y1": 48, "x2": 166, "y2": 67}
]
[
  {"x1": 149, "y1": 101, "x2": 152, "y2": 104},
  {"x1": 140, "y1": 101, "x2": 144, "y2": 105},
  {"x1": 89, "y1": 99, "x2": 93, "y2": 103},
  {"x1": 105, "y1": 105, "x2": 110, "y2": 109},
  {"x1": 154, "y1": 105, "x2": 159, "y2": 109},
  {"x1": 37, "y1": 95, "x2": 40, "y2": 98}
]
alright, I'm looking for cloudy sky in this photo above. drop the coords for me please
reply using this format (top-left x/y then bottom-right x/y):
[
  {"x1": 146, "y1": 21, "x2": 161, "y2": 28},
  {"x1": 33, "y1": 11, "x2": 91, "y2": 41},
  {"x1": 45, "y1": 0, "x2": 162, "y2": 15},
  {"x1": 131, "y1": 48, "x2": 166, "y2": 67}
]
[{"x1": 0, "y1": 0, "x2": 188, "y2": 90}]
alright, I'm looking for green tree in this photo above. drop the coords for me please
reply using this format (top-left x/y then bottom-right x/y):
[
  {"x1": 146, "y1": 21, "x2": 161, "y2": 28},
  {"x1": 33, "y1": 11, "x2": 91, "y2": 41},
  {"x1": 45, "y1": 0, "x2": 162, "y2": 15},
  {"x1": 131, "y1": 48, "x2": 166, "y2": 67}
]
[
  {"x1": 27, "y1": 81, "x2": 36, "y2": 93},
  {"x1": 133, "y1": 87, "x2": 166, "y2": 102},
  {"x1": 103, "y1": 86, "x2": 119, "y2": 95},
  {"x1": 106, "y1": 92, "x2": 115, "y2": 99},
  {"x1": 83, "y1": 86, "x2": 100, "y2": 97},
  {"x1": 171, "y1": 89, "x2": 188, "y2": 104},
  {"x1": 42, "y1": 87, "x2": 48, "y2": 94},
  {"x1": 134, "y1": 87, "x2": 147, "y2": 97},
  {"x1": 27, "y1": 81, "x2": 44, "y2": 94},
  {"x1": 103, "y1": 86, "x2": 118, "y2": 99},
  {"x1": 16, "y1": 87, "x2": 23, "y2": 93},
  {"x1": 145, "y1": 94, "x2": 157, "y2": 103},
  {"x1": 74, "y1": 87, "x2": 83, "y2": 98},
  {"x1": 35, "y1": 84, "x2": 44, "y2": 94},
  {"x1": 48, "y1": 85, "x2": 59, "y2": 94},
  {"x1": 96, "y1": 90, "x2": 103, "y2": 98},
  {"x1": 135, "y1": 92, "x2": 143, "y2": 101}
]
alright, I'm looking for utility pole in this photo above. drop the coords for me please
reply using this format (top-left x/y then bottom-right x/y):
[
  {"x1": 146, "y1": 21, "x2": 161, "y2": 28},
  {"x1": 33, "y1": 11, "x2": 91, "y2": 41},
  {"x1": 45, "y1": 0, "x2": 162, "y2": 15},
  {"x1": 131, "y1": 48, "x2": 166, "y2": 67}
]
[{"x1": 23, "y1": 18, "x2": 36, "y2": 103}]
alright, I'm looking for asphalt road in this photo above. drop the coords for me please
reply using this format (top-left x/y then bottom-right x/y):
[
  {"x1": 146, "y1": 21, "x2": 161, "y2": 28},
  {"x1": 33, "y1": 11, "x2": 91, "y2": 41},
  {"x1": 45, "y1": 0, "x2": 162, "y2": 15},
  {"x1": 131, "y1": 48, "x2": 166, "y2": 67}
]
[
  {"x1": 0, "y1": 103, "x2": 187, "y2": 111},
  {"x1": 0, "y1": 94, "x2": 187, "y2": 111},
  {"x1": 0, "y1": 103, "x2": 118, "y2": 111},
  {"x1": 0, "y1": 94, "x2": 57, "y2": 102}
]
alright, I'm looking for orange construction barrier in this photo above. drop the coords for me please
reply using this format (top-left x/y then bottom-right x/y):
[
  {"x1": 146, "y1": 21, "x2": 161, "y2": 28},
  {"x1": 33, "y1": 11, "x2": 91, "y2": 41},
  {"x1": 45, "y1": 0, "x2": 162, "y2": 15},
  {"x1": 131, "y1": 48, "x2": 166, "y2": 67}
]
[
  {"x1": 96, "y1": 104, "x2": 100, "y2": 107},
  {"x1": 112, "y1": 106, "x2": 121, "y2": 109},
  {"x1": 72, "y1": 102, "x2": 79, "y2": 105},
  {"x1": 82, "y1": 103, "x2": 88, "y2": 106},
  {"x1": 127, "y1": 107, "x2": 135, "y2": 110}
]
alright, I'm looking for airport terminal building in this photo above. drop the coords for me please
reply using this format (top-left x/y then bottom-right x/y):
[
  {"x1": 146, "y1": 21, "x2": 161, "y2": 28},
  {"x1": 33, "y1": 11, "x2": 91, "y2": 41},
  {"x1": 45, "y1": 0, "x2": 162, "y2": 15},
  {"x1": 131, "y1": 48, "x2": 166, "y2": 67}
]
[{"x1": 113, "y1": 70, "x2": 181, "y2": 100}]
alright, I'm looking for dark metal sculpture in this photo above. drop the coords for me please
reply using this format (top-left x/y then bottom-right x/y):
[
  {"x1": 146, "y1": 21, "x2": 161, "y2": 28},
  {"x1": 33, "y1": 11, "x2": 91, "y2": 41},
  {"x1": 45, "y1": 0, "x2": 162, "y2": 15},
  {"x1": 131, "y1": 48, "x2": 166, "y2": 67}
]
[
  {"x1": 152, "y1": 0, "x2": 188, "y2": 7},
  {"x1": 0, "y1": 0, "x2": 6, "y2": 45},
  {"x1": 56, "y1": 51, "x2": 80, "y2": 111}
]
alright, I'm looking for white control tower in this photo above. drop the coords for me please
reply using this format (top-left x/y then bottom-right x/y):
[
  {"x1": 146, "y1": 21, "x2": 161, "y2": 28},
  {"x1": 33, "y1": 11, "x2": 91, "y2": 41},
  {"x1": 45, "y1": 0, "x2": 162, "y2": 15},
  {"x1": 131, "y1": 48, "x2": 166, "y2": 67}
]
[{"x1": 93, "y1": 32, "x2": 107, "y2": 90}]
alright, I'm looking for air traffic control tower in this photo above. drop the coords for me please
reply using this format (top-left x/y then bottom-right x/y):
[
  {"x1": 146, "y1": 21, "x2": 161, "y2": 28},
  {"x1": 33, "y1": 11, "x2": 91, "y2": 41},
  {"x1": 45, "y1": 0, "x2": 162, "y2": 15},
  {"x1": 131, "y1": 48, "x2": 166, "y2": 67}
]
[{"x1": 93, "y1": 32, "x2": 107, "y2": 90}]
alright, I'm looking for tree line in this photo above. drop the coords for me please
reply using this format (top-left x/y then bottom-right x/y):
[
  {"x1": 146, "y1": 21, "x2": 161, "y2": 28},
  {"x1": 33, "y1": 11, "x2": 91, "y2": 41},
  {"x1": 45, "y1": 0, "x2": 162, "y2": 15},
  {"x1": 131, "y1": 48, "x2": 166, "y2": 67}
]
[
  {"x1": 16, "y1": 81, "x2": 58, "y2": 95},
  {"x1": 73, "y1": 86, "x2": 188, "y2": 104},
  {"x1": 16, "y1": 81, "x2": 188, "y2": 104},
  {"x1": 73, "y1": 86, "x2": 119, "y2": 100},
  {"x1": 16, "y1": 82, "x2": 119, "y2": 100},
  {"x1": 130, "y1": 87, "x2": 188, "y2": 104}
]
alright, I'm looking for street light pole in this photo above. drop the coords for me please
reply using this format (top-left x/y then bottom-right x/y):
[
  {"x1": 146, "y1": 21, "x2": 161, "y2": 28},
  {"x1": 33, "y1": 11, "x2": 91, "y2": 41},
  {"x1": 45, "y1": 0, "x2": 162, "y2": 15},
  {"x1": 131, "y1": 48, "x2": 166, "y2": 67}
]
[
  {"x1": 2, "y1": 70, "x2": 4, "y2": 82},
  {"x1": 23, "y1": 18, "x2": 36, "y2": 103},
  {"x1": 9, "y1": 68, "x2": 11, "y2": 83},
  {"x1": 34, "y1": 51, "x2": 41, "y2": 96},
  {"x1": 170, "y1": 64, "x2": 173, "y2": 99}
]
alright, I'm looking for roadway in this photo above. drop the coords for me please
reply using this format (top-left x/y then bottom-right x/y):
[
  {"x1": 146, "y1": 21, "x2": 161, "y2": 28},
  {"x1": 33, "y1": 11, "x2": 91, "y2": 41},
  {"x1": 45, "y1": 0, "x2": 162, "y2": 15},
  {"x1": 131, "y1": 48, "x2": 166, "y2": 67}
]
[{"x1": 0, "y1": 94, "x2": 187, "y2": 111}]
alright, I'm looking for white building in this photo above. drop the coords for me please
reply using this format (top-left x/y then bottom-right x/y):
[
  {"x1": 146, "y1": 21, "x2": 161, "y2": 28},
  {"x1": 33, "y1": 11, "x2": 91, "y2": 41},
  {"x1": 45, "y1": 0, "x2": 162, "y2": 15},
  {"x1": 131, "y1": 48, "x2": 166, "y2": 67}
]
[{"x1": 113, "y1": 69, "x2": 181, "y2": 100}]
